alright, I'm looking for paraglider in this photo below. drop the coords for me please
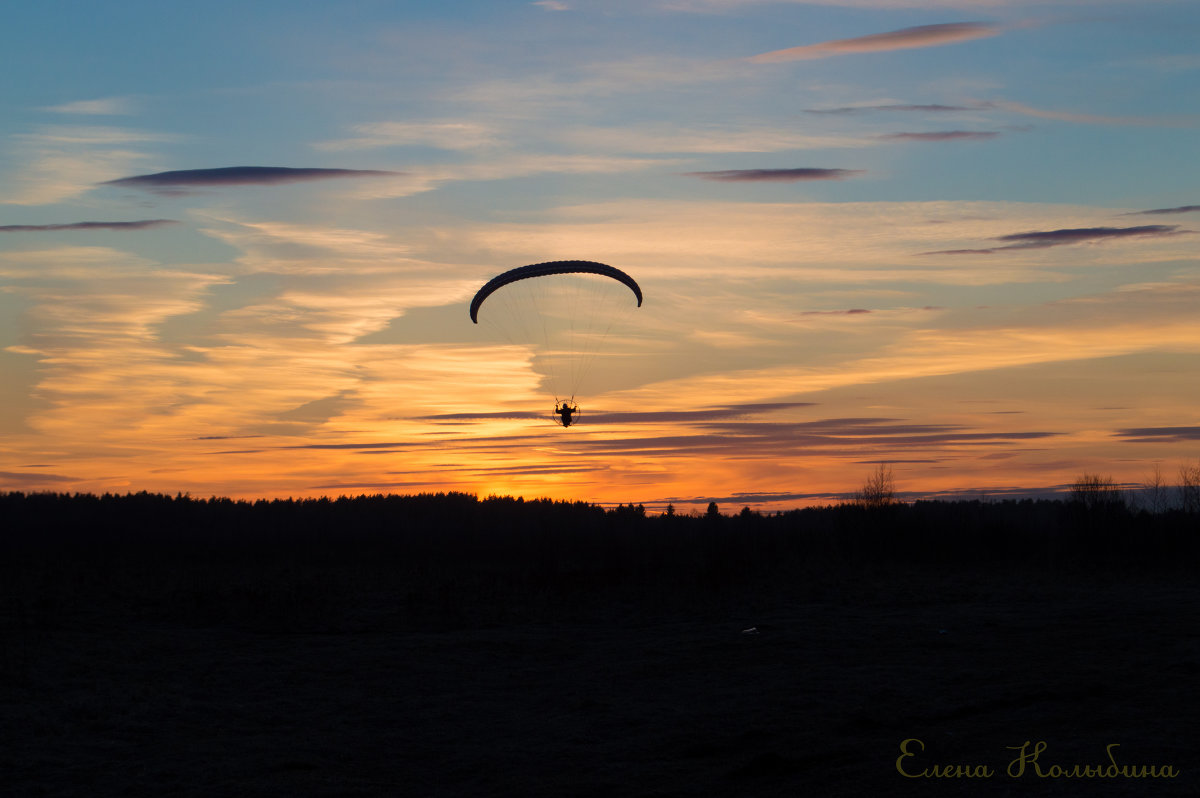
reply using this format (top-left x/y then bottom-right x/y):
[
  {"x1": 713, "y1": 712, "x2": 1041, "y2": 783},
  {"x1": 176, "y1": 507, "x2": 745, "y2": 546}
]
[
  {"x1": 555, "y1": 399, "x2": 578, "y2": 428},
  {"x1": 469, "y1": 261, "x2": 642, "y2": 324},
  {"x1": 470, "y1": 260, "x2": 642, "y2": 426}
]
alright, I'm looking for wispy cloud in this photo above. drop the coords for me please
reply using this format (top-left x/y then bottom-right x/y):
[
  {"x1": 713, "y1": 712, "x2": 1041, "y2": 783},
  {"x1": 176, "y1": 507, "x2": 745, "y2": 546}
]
[
  {"x1": 3, "y1": 125, "x2": 169, "y2": 205},
  {"x1": 923, "y1": 225, "x2": 1185, "y2": 255},
  {"x1": 307, "y1": 480, "x2": 437, "y2": 491},
  {"x1": 463, "y1": 198, "x2": 1135, "y2": 281},
  {"x1": 801, "y1": 308, "x2": 871, "y2": 316},
  {"x1": 880, "y1": 130, "x2": 999, "y2": 141},
  {"x1": 685, "y1": 168, "x2": 864, "y2": 182},
  {"x1": 296, "y1": 155, "x2": 673, "y2": 201},
  {"x1": 197, "y1": 217, "x2": 413, "y2": 266},
  {"x1": 805, "y1": 103, "x2": 978, "y2": 115},
  {"x1": 16, "y1": 125, "x2": 169, "y2": 146},
  {"x1": 532, "y1": 0, "x2": 569, "y2": 9},
  {"x1": 278, "y1": 390, "x2": 362, "y2": 425},
  {"x1": 0, "y1": 220, "x2": 178, "y2": 233},
  {"x1": 413, "y1": 411, "x2": 546, "y2": 423},
  {"x1": 992, "y1": 224, "x2": 1186, "y2": 247},
  {"x1": 0, "y1": 242, "x2": 535, "y2": 459},
  {"x1": 449, "y1": 464, "x2": 592, "y2": 478},
  {"x1": 667, "y1": 1, "x2": 1042, "y2": 10},
  {"x1": 1127, "y1": 204, "x2": 1200, "y2": 216},
  {"x1": 1133, "y1": 53, "x2": 1200, "y2": 73},
  {"x1": 560, "y1": 418, "x2": 1061, "y2": 458},
  {"x1": 40, "y1": 97, "x2": 135, "y2": 115},
  {"x1": 226, "y1": 412, "x2": 1058, "y2": 468},
  {"x1": 188, "y1": 219, "x2": 478, "y2": 341},
  {"x1": 560, "y1": 125, "x2": 873, "y2": 154},
  {"x1": 801, "y1": 96, "x2": 1185, "y2": 131},
  {"x1": 453, "y1": 54, "x2": 758, "y2": 112},
  {"x1": 0, "y1": 470, "x2": 78, "y2": 488},
  {"x1": 748, "y1": 22, "x2": 1002, "y2": 63},
  {"x1": 418, "y1": 402, "x2": 814, "y2": 424},
  {"x1": 104, "y1": 166, "x2": 401, "y2": 193},
  {"x1": 0, "y1": 246, "x2": 231, "y2": 444},
  {"x1": 988, "y1": 99, "x2": 1192, "y2": 127},
  {"x1": 605, "y1": 275, "x2": 1200, "y2": 416},
  {"x1": 313, "y1": 121, "x2": 499, "y2": 152},
  {"x1": 1114, "y1": 426, "x2": 1200, "y2": 444}
]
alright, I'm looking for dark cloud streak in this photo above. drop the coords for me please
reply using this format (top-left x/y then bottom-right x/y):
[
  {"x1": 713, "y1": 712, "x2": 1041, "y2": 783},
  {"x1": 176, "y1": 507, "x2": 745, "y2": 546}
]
[
  {"x1": 998, "y1": 225, "x2": 1180, "y2": 246},
  {"x1": 417, "y1": 403, "x2": 815, "y2": 425},
  {"x1": 685, "y1": 168, "x2": 863, "y2": 182},
  {"x1": 0, "y1": 470, "x2": 77, "y2": 486},
  {"x1": 801, "y1": 308, "x2": 871, "y2": 316},
  {"x1": 880, "y1": 131, "x2": 999, "y2": 142},
  {"x1": 211, "y1": 412, "x2": 1060, "y2": 466},
  {"x1": 570, "y1": 430, "x2": 1057, "y2": 457},
  {"x1": 805, "y1": 104, "x2": 978, "y2": 115},
  {"x1": 566, "y1": 418, "x2": 1060, "y2": 457},
  {"x1": 658, "y1": 483, "x2": 1069, "y2": 507},
  {"x1": 923, "y1": 224, "x2": 1184, "y2": 255},
  {"x1": 0, "y1": 220, "x2": 178, "y2": 232},
  {"x1": 308, "y1": 481, "x2": 437, "y2": 491},
  {"x1": 1127, "y1": 204, "x2": 1200, "y2": 216},
  {"x1": 414, "y1": 411, "x2": 547, "y2": 422},
  {"x1": 1114, "y1": 426, "x2": 1200, "y2": 443},
  {"x1": 103, "y1": 166, "x2": 400, "y2": 192},
  {"x1": 748, "y1": 22, "x2": 1001, "y2": 63}
]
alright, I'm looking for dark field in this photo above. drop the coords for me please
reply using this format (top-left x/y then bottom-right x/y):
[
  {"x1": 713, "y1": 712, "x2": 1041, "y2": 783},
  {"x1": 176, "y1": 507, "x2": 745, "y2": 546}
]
[{"x1": 3, "y1": 493, "x2": 1197, "y2": 796}]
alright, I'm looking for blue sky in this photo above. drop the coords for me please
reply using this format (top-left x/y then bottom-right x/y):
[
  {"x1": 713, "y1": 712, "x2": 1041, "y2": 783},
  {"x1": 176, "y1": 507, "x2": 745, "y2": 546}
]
[{"x1": 1, "y1": 0, "x2": 1198, "y2": 508}]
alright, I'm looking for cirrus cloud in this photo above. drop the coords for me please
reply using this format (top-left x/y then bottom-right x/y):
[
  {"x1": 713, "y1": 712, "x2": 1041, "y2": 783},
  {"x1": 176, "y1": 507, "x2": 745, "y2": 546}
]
[
  {"x1": 313, "y1": 121, "x2": 499, "y2": 152},
  {"x1": 880, "y1": 130, "x2": 1000, "y2": 142},
  {"x1": 40, "y1": 97, "x2": 135, "y2": 116},
  {"x1": 3, "y1": 125, "x2": 170, "y2": 205},
  {"x1": 805, "y1": 103, "x2": 979, "y2": 115},
  {"x1": 1127, "y1": 204, "x2": 1200, "y2": 216},
  {"x1": 103, "y1": 166, "x2": 401, "y2": 194},
  {"x1": 1114, "y1": 426, "x2": 1200, "y2": 444},
  {"x1": 0, "y1": 220, "x2": 178, "y2": 233},
  {"x1": 748, "y1": 22, "x2": 1002, "y2": 63},
  {"x1": 923, "y1": 225, "x2": 1186, "y2": 255},
  {"x1": 684, "y1": 168, "x2": 865, "y2": 182}
]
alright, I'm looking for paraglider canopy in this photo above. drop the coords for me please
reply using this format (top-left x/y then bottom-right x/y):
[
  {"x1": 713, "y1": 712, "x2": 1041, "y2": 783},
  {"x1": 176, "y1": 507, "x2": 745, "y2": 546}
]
[
  {"x1": 469, "y1": 260, "x2": 643, "y2": 420},
  {"x1": 470, "y1": 260, "x2": 642, "y2": 324}
]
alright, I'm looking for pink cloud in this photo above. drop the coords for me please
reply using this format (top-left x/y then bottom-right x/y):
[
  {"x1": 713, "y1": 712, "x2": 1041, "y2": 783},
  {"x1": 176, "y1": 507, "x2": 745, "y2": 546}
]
[
  {"x1": 879, "y1": 131, "x2": 1000, "y2": 142},
  {"x1": 1129, "y1": 205, "x2": 1200, "y2": 216},
  {"x1": 989, "y1": 100, "x2": 1184, "y2": 127},
  {"x1": 923, "y1": 225, "x2": 1185, "y2": 255},
  {"x1": 685, "y1": 168, "x2": 864, "y2": 182},
  {"x1": 748, "y1": 22, "x2": 1001, "y2": 63}
]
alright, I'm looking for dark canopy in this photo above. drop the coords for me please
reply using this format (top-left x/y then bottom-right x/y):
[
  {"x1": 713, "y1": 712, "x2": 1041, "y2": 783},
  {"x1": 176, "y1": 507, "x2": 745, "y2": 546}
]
[{"x1": 469, "y1": 260, "x2": 642, "y2": 323}]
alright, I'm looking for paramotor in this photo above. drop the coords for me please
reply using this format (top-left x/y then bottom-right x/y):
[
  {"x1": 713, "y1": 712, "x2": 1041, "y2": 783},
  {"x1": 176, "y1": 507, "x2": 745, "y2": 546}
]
[{"x1": 470, "y1": 261, "x2": 642, "y2": 422}]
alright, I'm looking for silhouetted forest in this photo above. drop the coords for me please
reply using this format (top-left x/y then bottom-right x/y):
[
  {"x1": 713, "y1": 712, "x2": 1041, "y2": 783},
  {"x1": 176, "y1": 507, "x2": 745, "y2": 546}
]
[
  {"x1": 5, "y1": 491, "x2": 1197, "y2": 797},
  {"x1": 4, "y1": 490, "x2": 1196, "y2": 633}
]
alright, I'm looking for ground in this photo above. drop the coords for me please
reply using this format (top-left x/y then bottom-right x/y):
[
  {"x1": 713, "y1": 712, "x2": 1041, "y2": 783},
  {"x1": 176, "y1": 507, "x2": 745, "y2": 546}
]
[{"x1": 4, "y1": 562, "x2": 1195, "y2": 797}]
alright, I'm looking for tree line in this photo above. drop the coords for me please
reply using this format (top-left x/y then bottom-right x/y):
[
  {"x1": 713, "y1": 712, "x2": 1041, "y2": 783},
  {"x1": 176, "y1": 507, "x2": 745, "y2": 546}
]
[
  {"x1": 3, "y1": 485, "x2": 1195, "y2": 563},
  {"x1": 2, "y1": 488, "x2": 1195, "y2": 639}
]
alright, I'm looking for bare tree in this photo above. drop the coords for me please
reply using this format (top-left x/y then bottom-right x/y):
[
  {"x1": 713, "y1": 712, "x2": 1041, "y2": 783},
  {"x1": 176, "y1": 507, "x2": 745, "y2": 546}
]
[
  {"x1": 1142, "y1": 462, "x2": 1170, "y2": 514},
  {"x1": 856, "y1": 463, "x2": 896, "y2": 508},
  {"x1": 1179, "y1": 460, "x2": 1200, "y2": 513},
  {"x1": 1070, "y1": 472, "x2": 1123, "y2": 510}
]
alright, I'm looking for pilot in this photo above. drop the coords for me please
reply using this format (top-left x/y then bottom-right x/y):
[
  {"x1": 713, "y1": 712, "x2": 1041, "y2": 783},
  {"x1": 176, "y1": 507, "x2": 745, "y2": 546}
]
[{"x1": 556, "y1": 400, "x2": 578, "y2": 427}]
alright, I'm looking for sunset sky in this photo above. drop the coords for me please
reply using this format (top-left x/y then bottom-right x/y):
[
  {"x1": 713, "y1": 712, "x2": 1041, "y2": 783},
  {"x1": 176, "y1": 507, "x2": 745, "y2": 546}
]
[{"x1": 2, "y1": 0, "x2": 1198, "y2": 511}]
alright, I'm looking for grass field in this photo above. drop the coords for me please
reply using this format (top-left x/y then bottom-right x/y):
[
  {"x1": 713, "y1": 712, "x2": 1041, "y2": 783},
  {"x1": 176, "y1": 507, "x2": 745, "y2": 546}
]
[{"x1": 3, "y1": 493, "x2": 1196, "y2": 796}]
